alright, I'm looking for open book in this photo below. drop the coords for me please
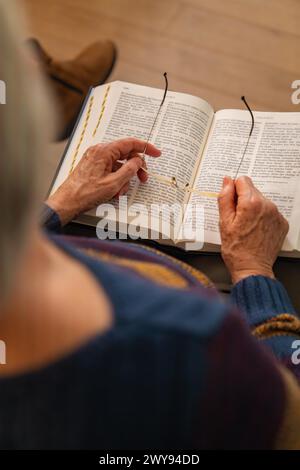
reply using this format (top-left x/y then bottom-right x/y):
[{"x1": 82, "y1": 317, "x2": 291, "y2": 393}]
[{"x1": 50, "y1": 81, "x2": 300, "y2": 256}]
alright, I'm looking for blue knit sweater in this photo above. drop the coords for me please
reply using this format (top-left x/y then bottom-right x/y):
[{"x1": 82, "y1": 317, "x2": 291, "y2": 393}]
[{"x1": 0, "y1": 207, "x2": 298, "y2": 449}]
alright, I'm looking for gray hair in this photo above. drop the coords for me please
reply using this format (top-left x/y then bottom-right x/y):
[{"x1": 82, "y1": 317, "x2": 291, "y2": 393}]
[{"x1": 0, "y1": 0, "x2": 55, "y2": 299}]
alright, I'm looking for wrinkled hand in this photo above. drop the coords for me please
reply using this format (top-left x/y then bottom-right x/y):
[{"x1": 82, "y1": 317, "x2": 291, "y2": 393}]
[
  {"x1": 218, "y1": 176, "x2": 289, "y2": 284},
  {"x1": 46, "y1": 138, "x2": 161, "y2": 225}
]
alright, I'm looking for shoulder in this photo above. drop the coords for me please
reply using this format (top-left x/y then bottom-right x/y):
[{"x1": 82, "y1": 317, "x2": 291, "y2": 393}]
[{"x1": 51, "y1": 234, "x2": 228, "y2": 336}]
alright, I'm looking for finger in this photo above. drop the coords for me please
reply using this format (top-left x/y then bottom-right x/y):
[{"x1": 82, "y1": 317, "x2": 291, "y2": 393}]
[
  {"x1": 218, "y1": 176, "x2": 236, "y2": 224},
  {"x1": 138, "y1": 166, "x2": 148, "y2": 183},
  {"x1": 235, "y1": 176, "x2": 267, "y2": 213},
  {"x1": 113, "y1": 151, "x2": 146, "y2": 168},
  {"x1": 235, "y1": 176, "x2": 255, "y2": 199},
  {"x1": 237, "y1": 175, "x2": 266, "y2": 198},
  {"x1": 112, "y1": 160, "x2": 122, "y2": 172},
  {"x1": 113, "y1": 155, "x2": 143, "y2": 187},
  {"x1": 115, "y1": 182, "x2": 130, "y2": 198},
  {"x1": 235, "y1": 176, "x2": 254, "y2": 212},
  {"x1": 133, "y1": 154, "x2": 148, "y2": 183},
  {"x1": 115, "y1": 152, "x2": 148, "y2": 182},
  {"x1": 109, "y1": 138, "x2": 161, "y2": 161}
]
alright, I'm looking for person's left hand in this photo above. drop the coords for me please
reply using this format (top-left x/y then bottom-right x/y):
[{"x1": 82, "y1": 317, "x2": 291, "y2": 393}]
[{"x1": 46, "y1": 138, "x2": 161, "y2": 225}]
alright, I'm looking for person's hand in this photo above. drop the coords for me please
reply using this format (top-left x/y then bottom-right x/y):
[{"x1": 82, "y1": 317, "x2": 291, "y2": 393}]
[
  {"x1": 46, "y1": 138, "x2": 161, "y2": 225},
  {"x1": 218, "y1": 175, "x2": 289, "y2": 284}
]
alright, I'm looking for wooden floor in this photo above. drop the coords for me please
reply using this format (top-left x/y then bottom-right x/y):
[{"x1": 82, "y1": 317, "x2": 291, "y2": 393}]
[{"x1": 21, "y1": 0, "x2": 300, "y2": 113}]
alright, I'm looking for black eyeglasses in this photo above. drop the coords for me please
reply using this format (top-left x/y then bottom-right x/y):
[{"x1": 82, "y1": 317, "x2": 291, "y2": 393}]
[
  {"x1": 234, "y1": 95, "x2": 255, "y2": 180},
  {"x1": 140, "y1": 74, "x2": 255, "y2": 194},
  {"x1": 142, "y1": 72, "x2": 168, "y2": 158}
]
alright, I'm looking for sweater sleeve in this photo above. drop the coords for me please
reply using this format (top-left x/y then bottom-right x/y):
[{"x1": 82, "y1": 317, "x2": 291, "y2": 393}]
[
  {"x1": 230, "y1": 275, "x2": 300, "y2": 380},
  {"x1": 40, "y1": 204, "x2": 62, "y2": 233}
]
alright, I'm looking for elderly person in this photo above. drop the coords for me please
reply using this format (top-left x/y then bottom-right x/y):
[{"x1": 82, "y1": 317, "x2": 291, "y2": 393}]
[{"x1": 0, "y1": 1, "x2": 300, "y2": 450}]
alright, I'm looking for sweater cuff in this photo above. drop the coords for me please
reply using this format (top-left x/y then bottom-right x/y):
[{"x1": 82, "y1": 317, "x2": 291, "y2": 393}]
[
  {"x1": 40, "y1": 204, "x2": 62, "y2": 232},
  {"x1": 230, "y1": 275, "x2": 296, "y2": 327}
]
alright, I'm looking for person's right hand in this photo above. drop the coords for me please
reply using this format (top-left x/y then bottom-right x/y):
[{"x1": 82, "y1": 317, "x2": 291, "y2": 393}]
[
  {"x1": 218, "y1": 176, "x2": 289, "y2": 284},
  {"x1": 46, "y1": 138, "x2": 161, "y2": 225}
]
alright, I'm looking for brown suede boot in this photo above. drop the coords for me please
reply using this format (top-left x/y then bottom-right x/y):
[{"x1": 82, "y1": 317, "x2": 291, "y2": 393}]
[{"x1": 26, "y1": 39, "x2": 117, "y2": 140}]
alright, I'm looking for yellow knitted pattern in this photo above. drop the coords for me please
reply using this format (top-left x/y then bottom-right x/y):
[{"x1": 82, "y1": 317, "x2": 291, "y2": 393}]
[
  {"x1": 252, "y1": 314, "x2": 300, "y2": 339},
  {"x1": 80, "y1": 246, "x2": 213, "y2": 290}
]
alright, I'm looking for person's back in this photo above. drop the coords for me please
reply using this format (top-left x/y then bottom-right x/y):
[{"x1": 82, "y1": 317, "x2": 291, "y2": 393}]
[
  {"x1": 0, "y1": 235, "x2": 225, "y2": 449},
  {"x1": 0, "y1": 236, "x2": 299, "y2": 449}
]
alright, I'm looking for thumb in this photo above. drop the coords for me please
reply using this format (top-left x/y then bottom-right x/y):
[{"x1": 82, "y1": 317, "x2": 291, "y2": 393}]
[
  {"x1": 235, "y1": 176, "x2": 256, "y2": 212},
  {"x1": 113, "y1": 156, "x2": 143, "y2": 187},
  {"x1": 218, "y1": 176, "x2": 236, "y2": 224},
  {"x1": 235, "y1": 176, "x2": 255, "y2": 199}
]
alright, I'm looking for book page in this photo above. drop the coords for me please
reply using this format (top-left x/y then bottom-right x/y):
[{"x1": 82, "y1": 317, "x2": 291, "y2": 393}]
[{"x1": 189, "y1": 110, "x2": 300, "y2": 251}]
